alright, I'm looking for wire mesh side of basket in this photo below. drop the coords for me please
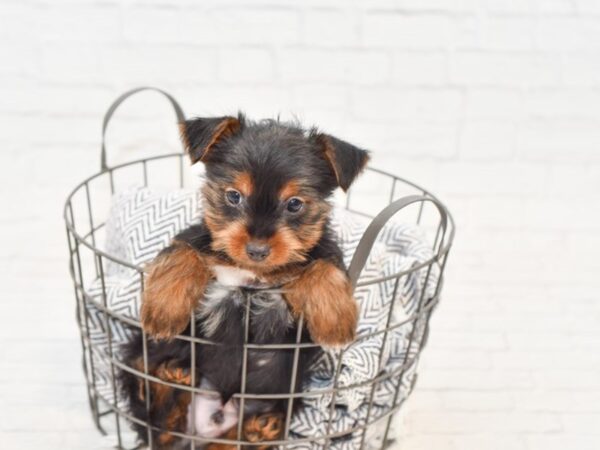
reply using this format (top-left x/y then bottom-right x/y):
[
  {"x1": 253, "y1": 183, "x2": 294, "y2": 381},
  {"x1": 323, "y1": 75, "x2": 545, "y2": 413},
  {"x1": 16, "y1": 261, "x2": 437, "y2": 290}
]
[{"x1": 64, "y1": 155, "x2": 454, "y2": 450}]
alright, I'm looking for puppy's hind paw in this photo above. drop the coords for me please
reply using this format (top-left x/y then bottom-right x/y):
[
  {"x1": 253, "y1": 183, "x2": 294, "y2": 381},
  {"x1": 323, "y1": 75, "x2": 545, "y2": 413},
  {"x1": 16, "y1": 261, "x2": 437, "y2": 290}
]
[{"x1": 245, "y1": 413, "x2": 283, "y2": 448}]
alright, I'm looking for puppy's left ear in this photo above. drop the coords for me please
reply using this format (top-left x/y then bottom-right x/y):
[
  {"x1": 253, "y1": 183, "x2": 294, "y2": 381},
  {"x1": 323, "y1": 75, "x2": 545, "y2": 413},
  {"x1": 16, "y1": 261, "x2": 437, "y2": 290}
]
[
  {"x1": 315, "y1": 134, "x2": 370, "y2": 191},
  {"x1": 179, "y1": 114, "x2": 243, "y2": 164}
]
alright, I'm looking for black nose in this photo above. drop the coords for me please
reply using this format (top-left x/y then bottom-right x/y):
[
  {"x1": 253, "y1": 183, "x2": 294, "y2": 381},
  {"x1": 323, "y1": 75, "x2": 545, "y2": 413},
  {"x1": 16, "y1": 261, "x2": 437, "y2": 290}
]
[{"x1": 246, "y1": 242, "x2": 271, "y2": 261}]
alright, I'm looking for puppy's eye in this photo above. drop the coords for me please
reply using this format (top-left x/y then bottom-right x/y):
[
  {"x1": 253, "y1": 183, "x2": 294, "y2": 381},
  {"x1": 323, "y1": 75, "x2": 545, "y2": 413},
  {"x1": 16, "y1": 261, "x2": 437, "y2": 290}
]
[
  {"x1": 225, "y1": 189, "x2": 242, "y2": 206},
  {"x1": 286, "y1": 197, "x2": 304, "y2": 213}
]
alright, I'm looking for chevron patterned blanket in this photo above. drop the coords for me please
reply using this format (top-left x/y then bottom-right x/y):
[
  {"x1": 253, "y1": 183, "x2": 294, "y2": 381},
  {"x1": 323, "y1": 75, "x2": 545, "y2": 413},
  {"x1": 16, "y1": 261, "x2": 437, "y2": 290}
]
[{"x1": 85, "y1": 186, "x2": 438, "y2": 449}]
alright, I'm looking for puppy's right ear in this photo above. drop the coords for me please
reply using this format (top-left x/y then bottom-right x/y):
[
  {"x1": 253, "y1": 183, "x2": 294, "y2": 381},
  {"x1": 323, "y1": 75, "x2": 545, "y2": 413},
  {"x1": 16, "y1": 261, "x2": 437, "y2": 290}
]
[{"x1": 179, "y1": 115, "x2": 243, "y2": 164}]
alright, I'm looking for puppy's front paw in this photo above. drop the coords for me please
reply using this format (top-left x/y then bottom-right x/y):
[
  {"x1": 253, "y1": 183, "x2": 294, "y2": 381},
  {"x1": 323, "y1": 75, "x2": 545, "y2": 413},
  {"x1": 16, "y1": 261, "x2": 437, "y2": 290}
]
[
  {"x1": 285, "y1": 260, "x2": 358, "y2": 347},
  {"x1": 141, "y1": 290, "x2": 190, "y2": 340},
  {"x1": 140, "y1": 242, "x2": 210, "y2": 340}
]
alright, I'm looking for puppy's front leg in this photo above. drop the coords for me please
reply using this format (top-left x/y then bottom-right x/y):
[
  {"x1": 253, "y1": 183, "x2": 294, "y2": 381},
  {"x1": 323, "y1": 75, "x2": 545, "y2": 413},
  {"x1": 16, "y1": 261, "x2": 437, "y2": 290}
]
[
  {"x1": 285, "y1": 260, "x2": 358, "y2": 347},
  {"x1": 141, "y1": 241, "x2": 210, "y2": 340}
]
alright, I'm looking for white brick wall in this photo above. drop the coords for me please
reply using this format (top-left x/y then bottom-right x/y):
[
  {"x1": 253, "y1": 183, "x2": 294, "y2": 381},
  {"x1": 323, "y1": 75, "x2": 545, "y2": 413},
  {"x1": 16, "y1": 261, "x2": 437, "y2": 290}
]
[{"x1": 1, "y1": 1, "x2": 599, "y2": 449}]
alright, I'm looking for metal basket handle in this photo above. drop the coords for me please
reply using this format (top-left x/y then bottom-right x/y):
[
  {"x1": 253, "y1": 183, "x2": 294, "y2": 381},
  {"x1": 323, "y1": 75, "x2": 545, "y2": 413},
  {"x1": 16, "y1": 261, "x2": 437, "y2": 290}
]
[
  {"x1": 347, "y1": 194, "x2": 449, "y2": 287},
  {"x1": 100, "y1": 87, "x2": 186, "y2": 171}
]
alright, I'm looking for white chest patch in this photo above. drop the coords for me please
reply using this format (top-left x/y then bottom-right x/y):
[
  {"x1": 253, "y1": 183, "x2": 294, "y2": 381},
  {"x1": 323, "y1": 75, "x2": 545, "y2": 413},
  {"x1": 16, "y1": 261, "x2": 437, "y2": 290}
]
[{"x1": 212, "y1": 265, "x2": 258, "y2": 287}]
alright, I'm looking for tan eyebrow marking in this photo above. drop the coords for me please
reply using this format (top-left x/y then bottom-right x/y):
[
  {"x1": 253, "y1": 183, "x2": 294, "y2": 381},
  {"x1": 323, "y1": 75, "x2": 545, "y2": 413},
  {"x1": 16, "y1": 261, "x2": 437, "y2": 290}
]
[
  {"x1": 279, "y1": 180, "x2": 300, "y2": 200},
  {"x1": 232, "y1": 171, "x2": 253, "y2": 197}
]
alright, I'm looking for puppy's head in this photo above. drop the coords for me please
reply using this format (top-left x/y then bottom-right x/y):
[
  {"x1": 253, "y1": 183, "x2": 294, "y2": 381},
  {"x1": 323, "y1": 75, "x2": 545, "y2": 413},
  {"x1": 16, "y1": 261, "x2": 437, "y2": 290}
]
[{"x1": 180, "y1": 114, "x2": 369, "y2": 270}]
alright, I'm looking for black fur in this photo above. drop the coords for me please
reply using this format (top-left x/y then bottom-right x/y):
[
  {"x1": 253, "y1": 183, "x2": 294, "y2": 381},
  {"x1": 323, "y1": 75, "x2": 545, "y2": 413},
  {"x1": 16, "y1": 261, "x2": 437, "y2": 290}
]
[
  {"x1": 183, "y1": 114, "x2": 243, "y2": 164},
  {"x1": 190, "y1": 115, "x2": 369, "y2": 195}
]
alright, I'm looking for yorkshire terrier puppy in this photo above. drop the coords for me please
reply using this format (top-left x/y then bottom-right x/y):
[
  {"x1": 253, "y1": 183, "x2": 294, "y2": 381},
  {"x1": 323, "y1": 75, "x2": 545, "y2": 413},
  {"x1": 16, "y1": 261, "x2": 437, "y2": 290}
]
[{"x1": 119, "y1": 114, "x2": 369, "y2": 449}]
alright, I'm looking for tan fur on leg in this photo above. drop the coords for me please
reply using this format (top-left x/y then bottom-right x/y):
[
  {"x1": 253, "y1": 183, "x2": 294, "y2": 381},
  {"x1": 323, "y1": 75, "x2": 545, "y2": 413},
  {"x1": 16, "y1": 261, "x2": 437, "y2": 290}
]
[
  {"x1": 285, "y1": 260, "x2": 357, "y2": 347},
  {"x1": 141, "y1": 241, "x2": 211, "y2": 339},
  {"x1": 132, "y1": 359, "x2": 192, "y2": 449}
]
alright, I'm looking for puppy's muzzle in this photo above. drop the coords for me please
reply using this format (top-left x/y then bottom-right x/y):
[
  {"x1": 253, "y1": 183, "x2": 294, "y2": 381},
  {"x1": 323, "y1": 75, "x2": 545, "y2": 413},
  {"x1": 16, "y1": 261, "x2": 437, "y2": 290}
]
[{"x1": 246, "y1": 242, "x2": 271, "y2": 261}]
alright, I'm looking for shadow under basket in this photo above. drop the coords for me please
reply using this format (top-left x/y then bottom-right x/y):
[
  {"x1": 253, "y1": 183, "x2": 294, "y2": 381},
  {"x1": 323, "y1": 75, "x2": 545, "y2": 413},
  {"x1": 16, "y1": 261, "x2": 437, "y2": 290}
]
[{"x1": 64, "y1": 88, "x2": 455, "y2": 450}]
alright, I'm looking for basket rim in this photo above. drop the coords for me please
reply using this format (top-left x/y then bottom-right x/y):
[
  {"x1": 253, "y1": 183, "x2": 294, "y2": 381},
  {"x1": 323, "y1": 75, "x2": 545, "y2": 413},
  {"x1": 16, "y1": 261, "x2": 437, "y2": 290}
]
[{"x1": 63, "y1": 152, "x2": 455, "y2": 286}]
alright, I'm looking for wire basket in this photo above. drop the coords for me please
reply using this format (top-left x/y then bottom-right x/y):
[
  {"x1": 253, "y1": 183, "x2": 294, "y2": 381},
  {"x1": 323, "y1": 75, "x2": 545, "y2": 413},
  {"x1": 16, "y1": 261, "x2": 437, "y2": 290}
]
[{"x1": 64, "y1": 88, "x2": 455, "y2": 449}]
